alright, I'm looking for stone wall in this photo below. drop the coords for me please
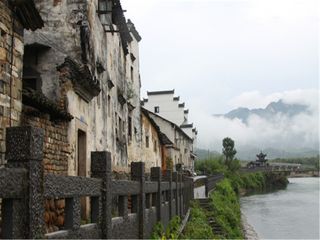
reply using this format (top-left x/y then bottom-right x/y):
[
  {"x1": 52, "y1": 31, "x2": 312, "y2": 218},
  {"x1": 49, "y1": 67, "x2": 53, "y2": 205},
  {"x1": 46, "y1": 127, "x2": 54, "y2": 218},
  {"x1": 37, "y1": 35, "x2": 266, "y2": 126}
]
[{"x1": 0, "y1": 0, "x2": 24, "y2": 166}]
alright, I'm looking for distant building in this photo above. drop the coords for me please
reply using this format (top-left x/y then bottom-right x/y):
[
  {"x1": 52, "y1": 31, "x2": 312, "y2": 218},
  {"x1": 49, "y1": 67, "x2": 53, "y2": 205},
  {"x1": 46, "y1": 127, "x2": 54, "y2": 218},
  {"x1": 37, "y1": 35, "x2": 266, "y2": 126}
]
[
  {"x1": 142, "y1": 90, "x2": 197, "y2": 144},
  {"x1": 144, "y1": 108, "x2": 196, "y2": 172},
  {"x1": 140, "y1": 108, "x2": 173, "y2": 171}
]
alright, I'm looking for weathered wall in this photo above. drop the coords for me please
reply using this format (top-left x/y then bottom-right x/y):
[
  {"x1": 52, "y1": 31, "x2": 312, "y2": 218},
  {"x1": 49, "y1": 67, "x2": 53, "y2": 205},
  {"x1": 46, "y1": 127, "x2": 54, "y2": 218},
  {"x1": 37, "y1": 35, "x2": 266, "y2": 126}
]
[
  {"x1": 0, "y1": 1, "x2": 24, "y2": 165},
  {"x1": 24, "y1": 0, "x2": 142, "y2": 175},
  {"x1": 127, "y1": 30, "x2": 142, "y2": 168},
  {"x1": 140, "y1": 113, "x2": 162, "y2": 171},
  {"x1": 148, "y1": 112, "x2": 194, "y2": 170}
]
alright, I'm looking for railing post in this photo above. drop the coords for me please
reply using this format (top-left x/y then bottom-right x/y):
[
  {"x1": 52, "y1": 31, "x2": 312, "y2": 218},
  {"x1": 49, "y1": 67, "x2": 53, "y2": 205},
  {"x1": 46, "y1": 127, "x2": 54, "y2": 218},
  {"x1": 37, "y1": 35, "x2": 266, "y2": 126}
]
[
  {"x1": 182, "y1": 175, "x2": 193, "y2": 215},
  {"x1": 131, "y1": 162, "x2": 146, "y2": 239},
  {"x1": 205, "y1": 177, "x2": 209, "y2": 197},
  {"x1": 91, "y1": 151, "x2": 112, "y2": 239},
  {"x1": 151, "y1": 167, "x2": 162, "y2": 222},
  {"x1": 64, "y1": 197, "x2": 81, "y2": 229},
  {"x1": 172, "y1": 172, "x2": 179, "y2": 216},
  {"x1": 5, "y1": 126, "x2": 45, "y2": 239},
  {"x1": 118, "y1": 195, "x2": 128, "y2": 218},
  {"x1": 164, "y1": 170, "x2": 173, "y2": 219},
  {"x1": 178, "y1": 173, "x2": 183, "y2": 217}
]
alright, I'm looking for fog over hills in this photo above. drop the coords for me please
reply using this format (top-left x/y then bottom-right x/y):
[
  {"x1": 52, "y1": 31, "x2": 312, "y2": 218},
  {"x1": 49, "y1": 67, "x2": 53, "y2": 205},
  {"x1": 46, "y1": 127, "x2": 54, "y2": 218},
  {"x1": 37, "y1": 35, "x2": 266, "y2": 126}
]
[
  {"x1": 194, "y1": 89, "x2": 319, "y2": 159},
  {"x1": 214, "y1": 100, "x2": 311, "y2": 124}
]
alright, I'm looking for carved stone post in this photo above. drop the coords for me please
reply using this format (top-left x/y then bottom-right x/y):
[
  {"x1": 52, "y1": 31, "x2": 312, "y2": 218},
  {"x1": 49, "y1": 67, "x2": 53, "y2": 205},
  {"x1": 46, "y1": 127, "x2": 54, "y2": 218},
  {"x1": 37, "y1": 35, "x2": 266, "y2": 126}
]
[
  {"x1": 5, "y1": 126, "x2": 45, "y2": 239},
  {"x1": 172, "y1": 172, "x2": 179, "y2": 216},
  {"x1": 164, "y1": 170, "x2": 173, "y2": 219},
  {"x1": 151, "y1": 167, "x2": 162, "y2": 222},
  {"x1": 91, "y1": 151, "x2": 112, "y2": 239},
  {"x1": 131, "y1": 162, "x2": 146, "y2": 239}
]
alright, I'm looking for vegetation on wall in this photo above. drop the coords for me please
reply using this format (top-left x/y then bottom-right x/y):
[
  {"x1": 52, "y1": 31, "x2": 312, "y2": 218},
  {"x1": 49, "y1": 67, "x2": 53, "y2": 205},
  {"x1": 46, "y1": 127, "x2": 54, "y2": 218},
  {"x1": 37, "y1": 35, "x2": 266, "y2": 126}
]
[
  {"x1": 209, "y1": 179, "x2": 243, "y2": 239},
  {"x1": 151, "y1": 216, "x2": 181, "y2": 240},
  {"x1": 169, "y1": 138, "x2": 290, "y2": 239},
  {"x1": 182, "y1": 179, "x2": 244, "y2": 239},
  {"x1": 180, "y1": 202, "x2": 216, "y2": 239}
]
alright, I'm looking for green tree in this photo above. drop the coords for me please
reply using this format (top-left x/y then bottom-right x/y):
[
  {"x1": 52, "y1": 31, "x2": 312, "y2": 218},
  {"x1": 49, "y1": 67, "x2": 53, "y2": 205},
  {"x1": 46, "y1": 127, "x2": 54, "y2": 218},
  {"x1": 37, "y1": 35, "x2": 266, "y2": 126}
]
[{"x1": 222, "y1": 137, "x2": 237, "y2": 170}]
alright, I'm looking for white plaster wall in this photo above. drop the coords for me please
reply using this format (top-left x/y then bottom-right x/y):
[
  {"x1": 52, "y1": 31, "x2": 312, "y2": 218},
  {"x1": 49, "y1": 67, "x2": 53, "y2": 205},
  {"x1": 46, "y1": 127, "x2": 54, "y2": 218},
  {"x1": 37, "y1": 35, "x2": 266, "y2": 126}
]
[{"x1": 144, "y1": 93, "x2": 185, "y2": 126}]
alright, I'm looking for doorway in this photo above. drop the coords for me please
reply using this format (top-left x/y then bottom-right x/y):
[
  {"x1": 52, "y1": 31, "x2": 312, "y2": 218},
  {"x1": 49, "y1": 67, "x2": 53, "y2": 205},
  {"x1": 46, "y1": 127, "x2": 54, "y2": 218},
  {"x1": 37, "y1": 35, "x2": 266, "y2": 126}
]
[{"x1": 77, "y1": 129, "x2": 87, "y2": 221}]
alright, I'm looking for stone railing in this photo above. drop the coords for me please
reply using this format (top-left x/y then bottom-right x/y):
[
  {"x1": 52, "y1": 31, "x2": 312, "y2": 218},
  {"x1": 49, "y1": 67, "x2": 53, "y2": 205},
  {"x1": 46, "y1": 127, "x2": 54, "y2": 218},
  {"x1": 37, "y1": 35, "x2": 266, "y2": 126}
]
[
  {"x1": 205, "y1": 174, "x2": 225, "y2": 196},
  {"x1": 0, "y1": 127, "x2": 194, "y2": 239}
]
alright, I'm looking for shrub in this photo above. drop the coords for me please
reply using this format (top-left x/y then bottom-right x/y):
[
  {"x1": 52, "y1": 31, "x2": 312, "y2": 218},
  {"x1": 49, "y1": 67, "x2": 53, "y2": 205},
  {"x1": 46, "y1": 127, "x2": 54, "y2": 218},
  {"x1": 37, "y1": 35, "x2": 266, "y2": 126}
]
[
  {"x1": 181, "y1": 202, "x2": 215, "y2": 239},
  {"x1": 209, "y1": 179, "x2": 243, "y2": 239},
  {"x1": 151, "y1": 216, "x2": 181, "y2": 239}
]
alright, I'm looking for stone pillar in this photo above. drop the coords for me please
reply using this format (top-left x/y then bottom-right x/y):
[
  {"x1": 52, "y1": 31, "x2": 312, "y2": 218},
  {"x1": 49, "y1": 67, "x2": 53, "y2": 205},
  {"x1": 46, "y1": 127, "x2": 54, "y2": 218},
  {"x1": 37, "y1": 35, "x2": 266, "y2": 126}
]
[
  {"x1": 5, "y1": 126, "x2": 45, "y2": 239},
  {"x1": 205, "y1": 177, "x2": 209, "y2": 197},
  {"x1": 164, "y1": 170, "x2": 173, "y2": 219},
  {"x1": 64, "y1": 197, "x2": 81, "y2": 229},
  {"x1": 178, "y1": 173, "x2": 183, "y2": 217},
  {"x1": 131, "y1": 162, "x2": 146, "y2": 239},
  {"x1": 91, "y1": 151, "x2": 112, "y2": 239},
  {"x1": 151, "y1": 167, "x2": 162, "y2": 222},
  {"x1": 172, "y1": 172, "x2": 179, "y2": 216},
  {"x1": 118, "y1": 195, "x2": 128, "y2": 218}
]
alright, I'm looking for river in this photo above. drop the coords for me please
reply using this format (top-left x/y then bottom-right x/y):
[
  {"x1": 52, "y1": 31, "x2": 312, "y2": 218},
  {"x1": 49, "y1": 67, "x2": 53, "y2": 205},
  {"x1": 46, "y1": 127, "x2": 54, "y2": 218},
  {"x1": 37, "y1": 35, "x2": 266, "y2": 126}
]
[{"x1": 240, "y1": 177, "x2": 320, "y2": 239}]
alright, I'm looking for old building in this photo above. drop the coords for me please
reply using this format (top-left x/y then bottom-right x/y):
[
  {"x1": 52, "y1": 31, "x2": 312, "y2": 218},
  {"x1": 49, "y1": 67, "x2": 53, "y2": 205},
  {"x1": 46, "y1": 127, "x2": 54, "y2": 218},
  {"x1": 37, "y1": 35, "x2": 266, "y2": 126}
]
[
  {"x1": 21, "y1": 0, "x2": 142, "y2": 176},
  {"x1": 0, "y1": 0, "x2": 200, "y2": 235},
  {"x1": 141, "y1": 107, "x2": 173, "y2": 171},
  {"x1": 142, "y1": 90, "x2": 198, "y2": 171},
  {"x1": 0, "y1": 0, "x2": 43, "y2": 166},
  {"x1": 144, "y1": 108, "x2": 195, "y2": 172},
  {"x1": 142, "y1": 90, "x2": 198, "y2": 142}
]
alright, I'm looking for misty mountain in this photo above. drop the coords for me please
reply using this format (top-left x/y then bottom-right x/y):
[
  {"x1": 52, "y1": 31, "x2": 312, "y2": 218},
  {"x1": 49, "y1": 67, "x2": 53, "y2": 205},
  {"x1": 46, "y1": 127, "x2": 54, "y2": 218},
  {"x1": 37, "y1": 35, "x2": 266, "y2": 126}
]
[
  {"x1": 195, "y1": 148, "x2": 222, "y2": 160},
  {"x1": 214, "y1": 99, "x2": 310, "y2": 124},
  {"x1": 236, "y1": 146, "x2": 319, "y2": 160}
]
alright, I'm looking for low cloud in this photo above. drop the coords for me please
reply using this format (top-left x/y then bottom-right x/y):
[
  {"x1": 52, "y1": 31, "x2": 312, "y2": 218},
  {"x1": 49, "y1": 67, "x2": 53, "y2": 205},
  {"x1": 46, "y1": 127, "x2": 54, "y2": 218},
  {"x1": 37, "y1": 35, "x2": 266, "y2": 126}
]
[{"x1": 190, "y1": 89, "x2": 319, "y2": 152}]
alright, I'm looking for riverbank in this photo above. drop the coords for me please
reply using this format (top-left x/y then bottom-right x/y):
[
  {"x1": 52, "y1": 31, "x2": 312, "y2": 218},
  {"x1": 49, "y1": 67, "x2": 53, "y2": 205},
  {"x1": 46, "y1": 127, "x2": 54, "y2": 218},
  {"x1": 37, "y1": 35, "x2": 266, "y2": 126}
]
[
  {"x1": 180, "y1": 171, "x2": 290, "y2": 239},
  {"x1": 236, "y1": 172, "x2": 289, "y2": 239},
  {"x1": 241, "y1": 213, "x2": 259, "y2": 240},
  {"x1": 289, "y1": 171, "x2": 319, "y2": 177}
]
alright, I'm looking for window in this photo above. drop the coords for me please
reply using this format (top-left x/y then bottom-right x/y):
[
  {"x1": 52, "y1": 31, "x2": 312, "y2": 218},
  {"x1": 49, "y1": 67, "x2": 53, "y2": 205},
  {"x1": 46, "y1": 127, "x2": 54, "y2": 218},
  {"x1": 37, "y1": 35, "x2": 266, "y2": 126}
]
[
  {"x1": 97, "y1": 0, "x2": 112, "y2": 25},
  {"x1": 154, "y1": 140, "x2": 157, "y2": 152},
  {"x1": 146, "y1": 136, "x2": 149, "y2": 148},
  {"x1": 128, "y1": 116, "x2": 132, "y2": 141},
  {"x1": 154, "y1": 106, "x2": 159, "y2": 113},
  {"x1": 107, "y1": 95, "x2": 111, "y2": 117},
  {"x1": 130, "y1": 66, "x2": 134, "y2": 82}
]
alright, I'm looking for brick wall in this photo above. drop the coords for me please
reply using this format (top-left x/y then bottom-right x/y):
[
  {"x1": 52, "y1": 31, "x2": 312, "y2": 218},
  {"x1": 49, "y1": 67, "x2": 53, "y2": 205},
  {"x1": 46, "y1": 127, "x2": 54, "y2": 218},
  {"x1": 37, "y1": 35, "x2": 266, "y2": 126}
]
[
  {"x1": 0, "y1": 1, "x2": 24, "y2": 166},
  {"x1": 21, "y1": 112, "x2": 69, "y2": 175}
]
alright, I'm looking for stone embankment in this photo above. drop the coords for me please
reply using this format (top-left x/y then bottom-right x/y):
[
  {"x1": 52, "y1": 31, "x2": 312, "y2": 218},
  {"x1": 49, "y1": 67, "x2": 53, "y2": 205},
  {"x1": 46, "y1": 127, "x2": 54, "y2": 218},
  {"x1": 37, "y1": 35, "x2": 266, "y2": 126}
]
[
  {"x1": 289, "y1": 171, "x2": 319, "y2": 178},
  {"x1": 241, "y1": 213, "x2": 259, "y2": 240}
]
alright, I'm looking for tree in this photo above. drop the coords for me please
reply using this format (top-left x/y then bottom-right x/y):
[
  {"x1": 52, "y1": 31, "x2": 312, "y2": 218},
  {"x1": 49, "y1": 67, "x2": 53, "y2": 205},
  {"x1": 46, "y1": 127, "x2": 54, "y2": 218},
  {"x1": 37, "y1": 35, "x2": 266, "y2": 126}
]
[{"x1": 222, "y1": 137, "x2": 237, "y2": 170}]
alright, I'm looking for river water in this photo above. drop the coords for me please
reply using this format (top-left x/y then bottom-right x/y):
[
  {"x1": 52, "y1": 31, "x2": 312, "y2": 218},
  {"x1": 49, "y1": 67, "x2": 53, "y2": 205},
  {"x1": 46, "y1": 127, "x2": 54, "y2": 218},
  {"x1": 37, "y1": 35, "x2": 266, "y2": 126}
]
[{"x1": 240, "y1": 177, "x2": 320, "y2": 239}]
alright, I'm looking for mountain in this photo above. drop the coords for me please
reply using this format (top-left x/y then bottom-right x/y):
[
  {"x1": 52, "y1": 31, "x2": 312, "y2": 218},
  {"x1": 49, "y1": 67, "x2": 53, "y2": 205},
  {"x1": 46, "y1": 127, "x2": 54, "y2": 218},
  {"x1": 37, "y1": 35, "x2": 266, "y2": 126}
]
[
  {"x1": 214, "y1": 99, "x2": 310, "y2": 124},
  {"x1": 195, "y1": 148, "x2": 222, "y2": 160},
  {"x1": 236, "y1": 146, "x2": 319, "y2": 160}
]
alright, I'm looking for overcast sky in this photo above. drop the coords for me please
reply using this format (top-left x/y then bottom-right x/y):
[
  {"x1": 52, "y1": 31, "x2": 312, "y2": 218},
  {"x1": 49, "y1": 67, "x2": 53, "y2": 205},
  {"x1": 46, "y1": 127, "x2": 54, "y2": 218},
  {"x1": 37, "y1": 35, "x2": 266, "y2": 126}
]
[{"x1": 122, "y1": 0, "x2": 319, "y2": 150}]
